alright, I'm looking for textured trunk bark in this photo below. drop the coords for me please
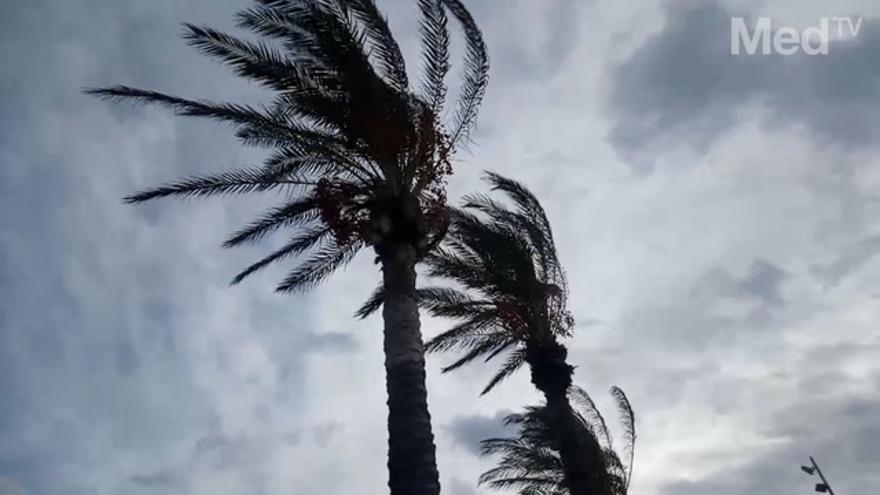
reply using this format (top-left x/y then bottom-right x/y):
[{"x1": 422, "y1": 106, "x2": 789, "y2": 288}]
[
  {"x1": 528, "y1": 342, "x2": 612, "y2": 495},
  {"x1": 380, "y1": 241, "x2": 441, "y2": 495}
]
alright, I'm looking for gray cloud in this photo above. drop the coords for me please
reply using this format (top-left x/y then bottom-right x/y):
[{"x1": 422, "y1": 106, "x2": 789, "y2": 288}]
[
  {"x1": 0, "y1": 478, "x2": 26, "y2": 495},
  {"x1": 607, "y1": 1, "x2": 880, "y2": 164},
  {"x1": 447, "y1": 477, "x2": 480, "y2": 495},
  {"x1": 129, "y1": 469, "x2": 182, "y2": 489},
  {"x1": 660, "y1": 391, "x2": 880, "y2": 495},
  {"x1": 446, "y1": 410, "x2": 515, "y2": 455},
  {"x1": 470, "y1": 0, "x2": 589, "y2": 80},
  {"x1": 694, "y1": 259, "x2": 789, "y2": 308},
  {"x1": 194, "y1": 428, "x2": 247, "y2": 471},
  {"x1": 608, "y1": 259, "x2": 796, "y2": 362},
  {"x1": 302, "y1": 332, "x2": 359, "y2": 353},
  {"x1": 811, "y1": 234, "x2": 880, "y2": 288}
]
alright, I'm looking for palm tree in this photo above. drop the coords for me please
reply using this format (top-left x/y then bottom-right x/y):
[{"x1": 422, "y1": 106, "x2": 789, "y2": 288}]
[
  {"x1": 358, "y1": 173, "x2": 610, "y2": 494},
  {"x1": 86, "y1": 1, "x2": 488, "y2": 494},
  {"x1": 480, "y1": 386, "x2": 637, "y2": 495}
]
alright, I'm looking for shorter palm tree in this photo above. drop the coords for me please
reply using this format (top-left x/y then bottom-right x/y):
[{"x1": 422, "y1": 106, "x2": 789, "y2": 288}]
[{"x1": 480, "y1": 386, "x2": 637, "y2": 495}]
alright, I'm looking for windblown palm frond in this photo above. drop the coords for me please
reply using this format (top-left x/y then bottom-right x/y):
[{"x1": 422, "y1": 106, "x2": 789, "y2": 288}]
[
  {"x1": 87, "y1": 0, "x2": 489, "y2": 294},
  {"x1": 609, "y1": 386, "x2": 636, "y2": 492},
  {"x1": 479, "y1": 386, "x2": 637, "y2": 495}
]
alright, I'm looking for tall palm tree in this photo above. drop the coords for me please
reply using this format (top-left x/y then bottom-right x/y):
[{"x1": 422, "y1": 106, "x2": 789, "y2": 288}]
[
  {"x1": 358, "y1": 173, "x2": 610, "y2": 494},
  {"x1": 87, "y1": 1, "x2": 488, "y2": 494},
  {"x1": 480, "y1": 386, "x2": 637, "y2": 495}
]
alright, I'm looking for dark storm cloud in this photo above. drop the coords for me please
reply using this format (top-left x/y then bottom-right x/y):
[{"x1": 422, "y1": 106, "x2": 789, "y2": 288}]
[
  {"x1": 695, "y1": 259, "x2": 789, "y2": 308},
  {"x1": 810, "y1": 234, "x2": 880, "y2": 288},
  {"x1": 659, "y1": 391, "x2": 880, "y2": 495},
  {"x1": 469, "y1": 0, "x2": 589, "y2": 80},
  {"x1": 610, "y1": 259, "x2": 793, "y2": 363},
  {"x1": 302, "y1": 331, "x2": 359, "y2": 353},
  {"x1": 129, "y1": 469, "x2": 182, "y2": 489},
  {"x1": 607, "y1": 1, "x2": 880, "y2": 163},
  {"x1": 194, "y1": 428, "x2": 248, "y2": 470},
  {"x1": 446, "y1": 410, "x2": 515, "y2": 455}
]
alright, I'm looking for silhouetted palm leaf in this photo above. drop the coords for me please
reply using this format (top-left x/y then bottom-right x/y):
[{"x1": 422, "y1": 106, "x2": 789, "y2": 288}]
[{"x1": 609, "y1": 386, "x2": 636, "y2": 492}]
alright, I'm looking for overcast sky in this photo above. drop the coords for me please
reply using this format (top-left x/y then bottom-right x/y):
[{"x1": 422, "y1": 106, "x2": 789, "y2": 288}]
[{"x1": 1, "y1": 0, "x2": 879, "y2": 494}]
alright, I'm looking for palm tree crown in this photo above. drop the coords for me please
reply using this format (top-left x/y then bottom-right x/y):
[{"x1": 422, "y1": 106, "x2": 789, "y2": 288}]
[
  {"x1": 87, "y1": 0, "x2": 489, "y2": 291},
  {"x1": 480, "y1": 386, "x2": 637, "y2": 495}
]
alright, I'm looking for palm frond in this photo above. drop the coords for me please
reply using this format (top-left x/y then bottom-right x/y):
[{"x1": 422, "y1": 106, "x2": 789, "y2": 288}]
[
  {"x1": 610, "y1": 386, "x2": 636, "y2": 492},
  {"x1": 482, "y1": 172, "x2": 556, "y2": 257},
  {"x1": 440, "y1": 337, "x2": 509, "y2": 373},
  {"x1": 233, "y1": 3, "x2": 346, "y2": 89},
  {"x1": 231, "y1": 226, "x2": 330, "y2": 284},
  {"x1": 482, "y1": 473, "x2": 561, "y2": 493},
  {"x1": 424, "y1": 247, "x2": 490, "y2": 292},
  {"x1": 354, "y1": 283, "x2": 384, "y2": 319},
  {"x1": 462, "y1": 190, "x2": 557, "y2": 283},
  {"x1": 481, "y1": 347, "x2": 527, "y2": 395},
  {"x1": 276, "y1": 239, "x2": 364, "y2": 293},
  {"x1": 86, "y1": 86, "x2": 283, "y2": 130},
  {"x1": 441, "y1": 0, "x2": 489, "y2": 147},
  {"x1": 417, "y1": 286, "x2": 490, "y2": 317},
  {"x1": 354, "y1": 284, "x2": 488, "y2": 319},
  {"x1": 602, "y1": 448, "x2": 628, "y2": 493},
  {"x1": 418, "y1": 0, "x2": 450, "y2": 112},
  {"x1": 223, "y1": 196, "x2": 321, "y2": 247},
  {"x1": 259, "y1": 147, "x2": 371, "y2": 185},
  {"x1": 88, "y1": 85, "x2": 347, "y2": 156},
  {"x1": 283, "y1": 0, "x2": 382, "y2": 97},
  {"x1": 345, "y1": 0, "x2": 409, "y2": 91},
  {"x1": 237, "y1": 1, "x2": 414, "y2": 159},
  {"x1": 123, "y1": 168, "x2": 315, "y2": 203},
  {"x1": 424, "y1": 310, "x2": 503, "y2": 353},
  {"x1": 182, "y1": 23, "x2": 310, "y2": 92},
  {"x1": 235, "y1": 4, "x2": 312, "y2": 50},
  {"x1": 569, "y1": 386, "x2": 613, "y2": 450}
]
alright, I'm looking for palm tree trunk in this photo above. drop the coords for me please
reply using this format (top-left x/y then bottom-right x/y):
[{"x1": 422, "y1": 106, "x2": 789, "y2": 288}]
[
  {"x1": 528, "y1": 342, "x2": 612, "y2": 495},
  {"x1": 380, "y1": 241, "x2": 441, "y2": 495}
]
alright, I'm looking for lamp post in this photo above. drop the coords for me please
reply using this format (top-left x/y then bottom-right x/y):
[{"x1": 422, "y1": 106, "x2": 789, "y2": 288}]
[{"x1": 800, "y1": 456, "x2": 835, "y2": 495}]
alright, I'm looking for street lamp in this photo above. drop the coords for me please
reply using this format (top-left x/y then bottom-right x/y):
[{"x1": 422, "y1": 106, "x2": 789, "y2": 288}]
[{"x1": 801, "y1": 456, "x2": 835, "y2": 495}]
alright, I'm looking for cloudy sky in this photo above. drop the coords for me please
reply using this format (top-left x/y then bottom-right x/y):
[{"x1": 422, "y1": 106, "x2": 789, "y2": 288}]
[{"x1": 1, "y1": 0, "x2": 879, "y2": 494}]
